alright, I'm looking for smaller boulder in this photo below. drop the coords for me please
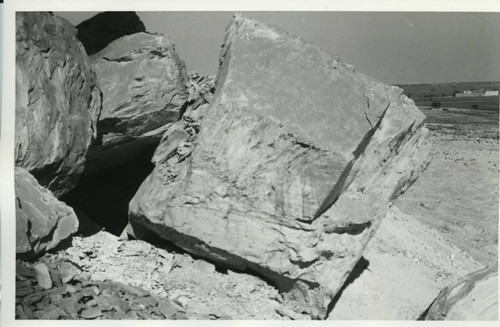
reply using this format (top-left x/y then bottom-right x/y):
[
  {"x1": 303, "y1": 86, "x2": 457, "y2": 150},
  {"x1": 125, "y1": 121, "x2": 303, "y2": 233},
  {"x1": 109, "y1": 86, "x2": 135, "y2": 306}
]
[
  {"x1": 76, "y1": 11, "x2": 146, "y2": 55},
  {"x1": 84, "y1": 32, "x2": 188, "y2": 173},
  {"x1": 16, "y1": 167, "x2": 79, "y2": 259},
  {"x1": 423, "y1": 267, "x2": 498, "y2": 320}
]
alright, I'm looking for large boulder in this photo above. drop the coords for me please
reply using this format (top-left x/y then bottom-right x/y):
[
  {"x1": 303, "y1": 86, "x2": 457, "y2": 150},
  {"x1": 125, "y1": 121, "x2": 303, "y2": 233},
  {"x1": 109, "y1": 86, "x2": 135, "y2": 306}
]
[
  {"x1": 128, "y1": 14, "x2": 431, "y2": 318},
  {"x1": 76, "y1": 11, "x2": 146, "y2": 55},
  {"x1": 84, "y1": 32, "x2": 188, "y2": 173},
  {"x1": 15, "y1": 167, "x2": 79, "y2": 259},
  {"x1": 16, "y1": 12, "x2": 102, "y2": 197},
  {"x1": 423, "y1": 267, "x2": 498, "y2": 320}
]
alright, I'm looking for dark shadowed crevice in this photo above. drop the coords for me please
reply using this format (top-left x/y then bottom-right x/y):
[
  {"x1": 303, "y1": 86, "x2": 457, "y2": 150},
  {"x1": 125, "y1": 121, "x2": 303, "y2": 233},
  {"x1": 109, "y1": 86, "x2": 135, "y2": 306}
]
[
  {"x1": 29, "y1": 160, "x2": 66, "y2": 194},
  {"x1": 127, "y1": 216, "x2": 300, "y2": 293},
  {"x1": 127, "y1": 226, "x2": 231, "y2": 275},
  {"x1": 61, "y1": 145, "x2": 156, "y2": 236},
  {"x1": 328, "y1": 221, "x2": 372, "y2": 235}
]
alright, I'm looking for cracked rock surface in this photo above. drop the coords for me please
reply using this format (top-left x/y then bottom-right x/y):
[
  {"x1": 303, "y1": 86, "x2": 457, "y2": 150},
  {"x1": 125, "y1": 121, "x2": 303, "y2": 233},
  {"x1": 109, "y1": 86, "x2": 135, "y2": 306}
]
[
  {"x1": 15, "y1": 12, "x2": 102, "y2": 197},
  {"x1": 128, "y1": 14, "x2": 431, "y2": 318},
  {"x1": 84, "y1": 31, "x2": 188, "y2": 173}
]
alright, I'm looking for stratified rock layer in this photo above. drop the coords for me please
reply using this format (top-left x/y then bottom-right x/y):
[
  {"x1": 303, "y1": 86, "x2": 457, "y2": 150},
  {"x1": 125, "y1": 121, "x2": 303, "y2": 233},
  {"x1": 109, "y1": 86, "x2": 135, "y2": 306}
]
[
  {"x1": 76, "y1": 11, "x2": 146, "y2": 55},
  {"x1": 16, "y1": 12, "x2": 102, "y2": 197},
  {"x1": 84, "y1": 32, "x2": 188, "y2": 173},
  {"x1": 16, "y1": 167, "x2": 79, "y2": 259},
  {"x1": 423, "y1": 267, "x2": 498, "y2": 320},
  {"x1": 129, "y1": 14, "x2": 431, "y2": 318}
]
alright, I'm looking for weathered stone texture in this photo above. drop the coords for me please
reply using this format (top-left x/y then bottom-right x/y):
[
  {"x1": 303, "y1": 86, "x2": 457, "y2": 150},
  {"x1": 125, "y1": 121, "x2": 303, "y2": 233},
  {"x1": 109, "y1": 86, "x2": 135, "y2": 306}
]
[
  {"x1": 16, "y1": 12, "x2": 101, "y2": 196},
  {"x1": 16, "y1": 167, "x2": 79, "y2": 259},
  {"x1": 128, "y1": 14, "x2": 431, "y2": 318},
  {"x1": 186, "y1": 71, "x2": 215, "y2": 110},
  {"x1": 84, "y1": 32, "x2": 188, "y2": 173}
]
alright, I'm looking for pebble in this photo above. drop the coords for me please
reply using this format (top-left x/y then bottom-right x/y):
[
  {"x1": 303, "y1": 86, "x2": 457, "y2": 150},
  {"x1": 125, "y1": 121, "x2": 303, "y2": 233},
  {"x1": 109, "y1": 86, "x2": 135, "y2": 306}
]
[
  {"x1": 33, "y1": 263, "x2": 52, "y2": 290},
  {"x1": 16, "y1": 286, "x2": 34, "y2": 297},
  {"x1": 81, "y1": 307, "x2": 104, "y2": 319},
  {"x1": 62, "y1": 284, "x2": 78, "y2": 294},
  {"x1": 91, "y1": 286, "x2": 101, "y2": 295},
  {"x1": 39, "y1": 310, "x2": 60, "y2": 319},
  {"x1": 61, "y1": 270, "x2": 78, "y2": 283},
  {"x1": 49, "y1": 269, "x2": 63, "y2": 287},
  {"x1": 91, "y1": 272, "x2": 106, "y2": 281},
  {"x1": 174, "y1": 295, "x2": 190, "y2": 308},
  {"x1": 192, "y1": 259, "x2": 216, "y2": 274}
]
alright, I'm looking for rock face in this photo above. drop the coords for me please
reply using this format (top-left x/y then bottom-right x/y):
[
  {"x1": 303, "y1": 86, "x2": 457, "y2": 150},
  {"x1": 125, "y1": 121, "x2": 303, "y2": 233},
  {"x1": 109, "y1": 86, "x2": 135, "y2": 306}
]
[
  {"x1": 84, "y1": 32, "x2": 188, "y2": 173},
  {"x1": 128, "y1": 14, "x2": 431, "y2": 318},
  {"x1": 423, "y1": 267, "x2": 498, "y2": 320},
  {"x1": 76, "y1": 11, "x2": 146, "y2": 55},
  {"x1": 16, "y1": 167, "x2": 79, "y2": 259},
  {"x1": 16, "y1": 12, "x2": 102, "y2": 197}
]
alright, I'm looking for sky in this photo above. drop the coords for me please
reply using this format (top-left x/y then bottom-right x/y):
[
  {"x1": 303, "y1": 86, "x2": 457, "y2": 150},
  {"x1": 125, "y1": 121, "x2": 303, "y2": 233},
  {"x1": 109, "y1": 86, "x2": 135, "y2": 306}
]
[{"x1": 51, "y1": 11, "x2": 500, "y2": 84}]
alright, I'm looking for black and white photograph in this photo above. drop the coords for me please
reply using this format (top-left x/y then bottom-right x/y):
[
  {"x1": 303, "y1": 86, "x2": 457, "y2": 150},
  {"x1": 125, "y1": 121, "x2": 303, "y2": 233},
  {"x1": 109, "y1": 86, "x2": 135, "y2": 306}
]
[{"x1": 0, "y1": 0, "x2": 499, "y2": 324}]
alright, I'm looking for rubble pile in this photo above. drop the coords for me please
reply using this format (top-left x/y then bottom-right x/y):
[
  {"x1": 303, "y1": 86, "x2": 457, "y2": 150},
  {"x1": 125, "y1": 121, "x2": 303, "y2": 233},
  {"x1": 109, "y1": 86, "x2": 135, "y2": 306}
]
[
  {"x1": 16, "y1": 260, "x2": 185, "y2": 320},
  {"x1": 35, "y1": 231, "x2": 294, "y2": 320}
]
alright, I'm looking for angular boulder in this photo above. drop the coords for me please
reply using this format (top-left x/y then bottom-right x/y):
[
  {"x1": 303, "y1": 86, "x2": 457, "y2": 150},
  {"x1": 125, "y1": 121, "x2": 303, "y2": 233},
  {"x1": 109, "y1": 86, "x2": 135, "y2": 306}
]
[
  {"x1": 423, "y1": 267, "x2": 498, "y2": 320},
  {"x1": 129, "y1": 14, "x2": 431, "y2": 318},
  {"x1": 16, "y1": 167, "x2": 79, "y2": 259},
  {"x1": 16, "y1": 12, "x2": 102, "y2": 197},
  {"x1": 84, "y1": 32, "x2": 188, "y2": 173},
  {"x1": 76, "y1": 11, "x2": 146, "y2": 55}
]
